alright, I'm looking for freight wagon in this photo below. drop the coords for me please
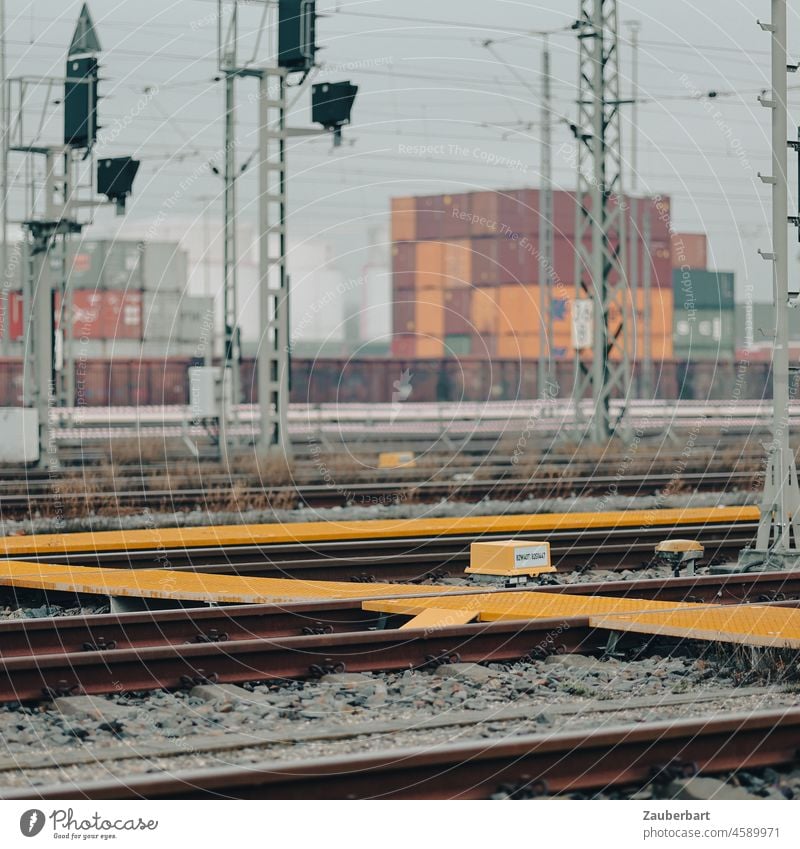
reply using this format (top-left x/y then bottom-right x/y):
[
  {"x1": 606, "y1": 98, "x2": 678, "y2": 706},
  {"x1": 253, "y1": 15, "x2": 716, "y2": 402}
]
[{"x1": 0, "y1": 357, "x2": 776, "y2": 407}]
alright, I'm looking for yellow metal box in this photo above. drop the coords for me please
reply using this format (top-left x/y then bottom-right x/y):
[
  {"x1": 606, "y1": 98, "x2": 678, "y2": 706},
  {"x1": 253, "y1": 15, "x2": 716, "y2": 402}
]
[
  {"x1": 466, "y1": 539, "x2": 555, "y2": 577},
  {"x1": 378, "y1": 451, "x2": 416, "y2": 469}
]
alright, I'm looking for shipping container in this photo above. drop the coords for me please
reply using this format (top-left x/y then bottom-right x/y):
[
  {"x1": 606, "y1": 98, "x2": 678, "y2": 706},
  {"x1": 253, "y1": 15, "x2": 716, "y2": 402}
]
[
  {"x1": 415, "y1": 240, "x2": 445, "y2": 289},
  {"x1": 416, "y1": 337, "x2": 444, "y2": 358},
  {"x1": 67, "y1": 240, "x2": 107, "y2": 290},
  {"x1": 440, "y1": 193, "x2": 472, "y2": 239},
  {"x1": 391, "y1": 197, "x2": 418, "y2": 242},
  {"x1": 54, "y1": 289, "x2": 143, "y2": 340},
  {"x1": 142, "y1": 291, "x2": 182, "y2": 341},
  {"x1": 471, "y1": 237, "x2": 501, "y2": 285},
  {"x1": 673, "y1": 307, "x2": 736, "y2": 360},
  {"x1": 142, "y1": 241, "x2": 188, "y2": 292},
  {"x1": 415, "y1": 290, "x2": 445, "y2": 336},
  {"x1": 470, "y1": 192, "x2": 501, "y2": 236},
  {"x1": 442, "y1": 239, "x2": 472, "y2": 287},
  {"x1": 673, "y1": 269, "x2": 735, "y2": 311},
  {"x1": 391, "y1": 335, "x2": 416, "y2": 358},
  {"x1": 103, "y1": 240, "x2": 145, "y2": 290},
  {"x1": 443, "y1": 289, "x2": 472, "y2": 334},
  {"x1": 444, "y1": 333, "x2": 472, "y2": 355},
  {"x1": 415, "y1": 195, "x2": 445, "y2": 240},
  {"x1": 497, "y1": 188, "x2": 538, "y2": 236},
  {"x1": 470, "y1": 287, "x2": 499, "y2": 334},
  {"x1": 497, "y1": 235, "x2": 536, "y2": 284},
  {"x1": 672, "y1": 232, "x2": 707, "y2": 270},
  {"x1": 392, "y1": 242, "x2": 416, "y2": 290},
  {"x1": 0, "y1": 291, "x2": 24, "y2": 340},
  {"x1": 549, "y1": 191, "x2": 578, "y2": 238},
  {"x1": 497, "y1": 285, "x2": 542, "y2": 336},
  {"x1": 392, "y1": 290, "x2": 416, "y2": 335}
]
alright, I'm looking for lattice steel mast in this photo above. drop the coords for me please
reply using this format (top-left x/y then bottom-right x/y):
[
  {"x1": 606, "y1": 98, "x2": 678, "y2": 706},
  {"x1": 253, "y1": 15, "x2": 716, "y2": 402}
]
[{"x1": 572, "y1": 0, "x2": 631, "y2": 442}]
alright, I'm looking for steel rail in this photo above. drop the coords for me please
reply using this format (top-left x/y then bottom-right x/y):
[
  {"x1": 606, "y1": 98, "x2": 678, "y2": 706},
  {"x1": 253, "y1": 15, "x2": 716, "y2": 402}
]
[
  {"x1": 0, "y1": 471, "x2": 760, "y2": 515},
  {"x1": 5, "y1": 707, "x2": 800, "y2": 799},
  {"x1": 5, "y1": 522, "x2": 759, "y2": 580},
  {"x1": 0, "y1": 571, "x2": 797, "y2": 659}
]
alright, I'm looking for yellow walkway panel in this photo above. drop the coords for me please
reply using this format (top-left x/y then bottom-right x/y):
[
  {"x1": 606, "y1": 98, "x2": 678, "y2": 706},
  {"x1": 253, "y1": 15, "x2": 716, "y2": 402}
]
[
  {"x1": 0, "y1": 561, "x2": 480, "y2": 605},
  {"x1": 399, "y1": 608, "x2": 478, "y2": 630},
  {"x1": 590, "y1": 605, "x2": 800, "y2": 650},
  {"x1": 363, "y1": 591, "x2": 705, "y2": 623},
  {"x1": 0, "y1": 506, "x2": 758, "y2": 557}
]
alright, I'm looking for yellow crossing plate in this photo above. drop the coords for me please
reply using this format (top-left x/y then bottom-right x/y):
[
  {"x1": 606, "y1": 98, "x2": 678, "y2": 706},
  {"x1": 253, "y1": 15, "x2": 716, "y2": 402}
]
[
  {"x1": 591, "y1": 605, "x2": 800, "y2": 649},
  {"x1": 0, "y1": 506, "x2": 759, "y2": 557},
  {"x1": 0, "y1": 561, "x2": 477, "y2": 605}
]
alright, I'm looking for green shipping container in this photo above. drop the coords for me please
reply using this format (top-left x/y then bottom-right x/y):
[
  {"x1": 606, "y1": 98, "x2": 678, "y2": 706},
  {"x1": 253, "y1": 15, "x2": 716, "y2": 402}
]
[
  {"x1": 673, "y1": 308, "x2": 735, "y2": 361},
  {"x1": 445, "y1": 334, "x2": 472, "y2": 355},
  {"x1": 672, "y1": 269, "x2": 735, "y2": 311}
]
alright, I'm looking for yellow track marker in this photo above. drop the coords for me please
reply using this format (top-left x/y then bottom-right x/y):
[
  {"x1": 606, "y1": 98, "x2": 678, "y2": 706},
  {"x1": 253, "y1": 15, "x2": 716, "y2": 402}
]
[
  {"x1": 399, "y1": 608, "x2": 477, "y2": 630},
  {"x1": 0, "y1": 506, "x2": 758, "y2": 557},
  {"x1": 363, "y1": 591, "x2": 706, "y2": 622},
  {"x1": 0, "y1": 561, "x2": 477, "y2": 605},
  {"x1": 591, "y1": 606, "x2": 800, "y2": 649}
]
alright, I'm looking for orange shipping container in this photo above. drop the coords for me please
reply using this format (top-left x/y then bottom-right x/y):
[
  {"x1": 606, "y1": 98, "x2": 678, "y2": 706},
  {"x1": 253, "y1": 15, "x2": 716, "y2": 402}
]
[
  {"x1": 443, "y1": 239, "x2": 472, "y2": 287},
  {"x1": 672, "y1": 232, "x2": 707, "y2": 270},
  {"x1": 415, "y1": 241, "x2": 445, "y2": 289},
  {"x1": 497, "y1": 285, "x2": 543, "y2": 336},
  {"x1": 391, "y1": 197, "x2": 418, "y2": 242},
  {"x1": 415, "y1": 290, "x2": 445, "y2": 336},
  {"x1": 416, "y1": 337, "x2": 444, "y2": 358},
  {"x1": 471, "y1": 287, "x2": 499, "y2": 334}
]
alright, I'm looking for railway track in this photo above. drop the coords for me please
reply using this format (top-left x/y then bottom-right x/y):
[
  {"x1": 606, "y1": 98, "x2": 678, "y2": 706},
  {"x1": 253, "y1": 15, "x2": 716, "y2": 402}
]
[
  {"x1": 0, "y1": 470, "x2": 762, "y2": 516},
  {"x1": 3, "y1": 519, "x2": 759, "y2": 579},
  {"x1": 7, "y1": 707, "x2": 796, "y2": 799},
  {"x1": 1, "y1": 571, "x2": 796, "y2": 704}
]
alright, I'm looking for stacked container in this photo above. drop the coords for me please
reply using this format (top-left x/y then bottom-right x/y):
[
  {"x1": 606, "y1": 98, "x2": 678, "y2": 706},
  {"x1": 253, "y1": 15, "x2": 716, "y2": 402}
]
[
  {"x1": 672, "y1": 269, "x2": 736, "y2": 361},
  {"x1": 391, "y1": 188, "x2": 676, "y2": 363}
]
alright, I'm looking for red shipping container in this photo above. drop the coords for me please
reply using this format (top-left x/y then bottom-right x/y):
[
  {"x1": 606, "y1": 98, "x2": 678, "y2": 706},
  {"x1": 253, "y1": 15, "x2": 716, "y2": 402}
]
[
  {"x1": 415, "y1": 195, "x2": 445, "y2": 240},
  {"x1": 470, "y1": 192, "x2": 501, "y2": 236},
  {"x1": 391, "y1": 242, "x2": 416, "y2": 291},
  {"x1": 0, "y1": 291, "x2": 24, "y2": 340},
  {"x1": 440, "y1": 193, "x2": 472, "y2": 239},
  {"x1": 552, "y1": 191, "x2": 580, "y2": 239},
  {"x1": 671, "y1": 232, "x2": 706, "y2": 270},
  {"x1": 391, "y1": 334, "x2": 416, "y2": 358},
  {"x1": 497, "y1": 235, "x2": 539, "y2": 285},
  {"x1": 471, "y1": 237, "x2": 501, "y2": 285},
  {"x1": 443, "y1": 289, "x2": 472, "y2": 334},
  {"x1": 498, "y1": 188, "x2": 539, "y2": 236},
  {"x1": 393, "y1": 290, "x2": 416, "y2": 335},
  {"x1": 54, "y1": 290, "x2": 143, "y2": 339}
]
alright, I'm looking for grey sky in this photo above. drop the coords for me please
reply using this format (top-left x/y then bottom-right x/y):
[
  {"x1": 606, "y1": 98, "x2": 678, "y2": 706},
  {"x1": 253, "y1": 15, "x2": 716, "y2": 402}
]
[{"x1": 2, "y1": 1, "x2": 792, "y2": 306}]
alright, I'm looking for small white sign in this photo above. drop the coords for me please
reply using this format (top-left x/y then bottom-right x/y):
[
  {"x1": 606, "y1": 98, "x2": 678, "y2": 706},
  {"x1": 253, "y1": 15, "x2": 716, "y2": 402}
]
[
  {"x1": 513, "y1": 545, "x2": 550, "y2": 569},
  {"x1": 571, "y1": 299, "x2": 594, "y2": 349}
]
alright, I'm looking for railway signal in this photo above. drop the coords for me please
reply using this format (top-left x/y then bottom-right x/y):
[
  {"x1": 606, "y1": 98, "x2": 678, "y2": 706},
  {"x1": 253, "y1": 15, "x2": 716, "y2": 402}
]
[
  {"x1": 278, "y1": 0, "x2": 317, "y2": 72},
  {"x1": 311, "y1": 81, "x2": 358, "y2": 146},
  {"x1": 7, "y1": 4, "x2": 142, "y2": 466}
]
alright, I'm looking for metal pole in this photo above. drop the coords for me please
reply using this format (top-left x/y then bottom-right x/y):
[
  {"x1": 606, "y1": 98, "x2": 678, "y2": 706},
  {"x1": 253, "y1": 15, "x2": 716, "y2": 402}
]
[
  {"x1": 257, "y1": 69, "x2": 291, "y2": 457},
  {"x1": 642, "y1": 208, "x2": 653, "y2": 397},
  {"x1": 627, "y1": 21, "x2": 640, "y2": 194},
  {"x1": 0, "y1": 0, "x2": 7, "y2": 357},
  {"x1": 740, "y1": 0, "x2": 800, "y2": 568},
  {"x1": 538, "y1": 36, "x2": 554, "y2": 400},
  {"x1": 219, "y1": 1, "x2": 240, "y2": 461},
  {"x1": 626, "y1": 21, "x2": 642, "y2": 398}
]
